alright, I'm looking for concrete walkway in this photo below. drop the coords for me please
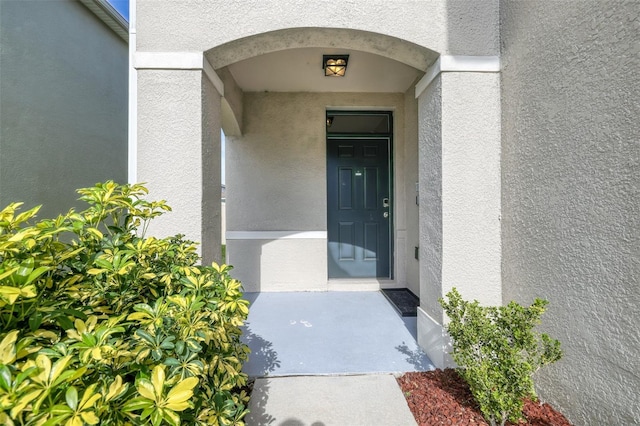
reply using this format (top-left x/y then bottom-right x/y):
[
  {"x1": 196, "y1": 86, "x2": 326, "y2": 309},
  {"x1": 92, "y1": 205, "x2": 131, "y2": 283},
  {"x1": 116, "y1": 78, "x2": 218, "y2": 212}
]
[
  {"x1": 246, "y1": 374, "x2": 418, "y2": 426},
  {"x1": 241, "y1": 291, "x2": 431, "y2": 425},
  {"x1": 241, "y1": 291, "x2": 433, "y2": 376}
]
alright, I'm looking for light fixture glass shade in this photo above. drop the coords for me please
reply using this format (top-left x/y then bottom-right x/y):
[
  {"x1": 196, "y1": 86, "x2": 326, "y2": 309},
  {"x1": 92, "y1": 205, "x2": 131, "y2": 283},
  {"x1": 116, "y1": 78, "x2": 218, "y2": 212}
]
[{"x1": 323, "y1": 55, "x2": 349, "y2": 77}]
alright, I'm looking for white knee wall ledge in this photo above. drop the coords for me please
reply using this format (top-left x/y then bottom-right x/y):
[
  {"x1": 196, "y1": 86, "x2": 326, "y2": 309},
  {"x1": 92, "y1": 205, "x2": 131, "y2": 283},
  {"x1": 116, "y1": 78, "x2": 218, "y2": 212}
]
[
  {"x1": 415, "y1": 55, "x2": 500, "y2": 98},
  {"x1": 226, "y1": 231, "x2": 327, "y2": 240}
]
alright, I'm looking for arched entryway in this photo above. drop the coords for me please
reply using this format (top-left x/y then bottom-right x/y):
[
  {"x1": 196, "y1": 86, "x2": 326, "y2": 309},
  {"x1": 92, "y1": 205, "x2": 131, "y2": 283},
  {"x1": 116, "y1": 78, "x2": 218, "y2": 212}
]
[
  {"x1": 205, "y1": 29, "x2": 433, "y2": 298},
  {"x1": 133, "y1": 10, "x2": 501, "y2": 368}
]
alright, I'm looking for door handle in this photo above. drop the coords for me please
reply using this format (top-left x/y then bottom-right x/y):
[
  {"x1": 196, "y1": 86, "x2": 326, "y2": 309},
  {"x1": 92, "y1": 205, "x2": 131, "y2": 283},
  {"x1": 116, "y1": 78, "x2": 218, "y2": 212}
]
[
  {"x1": 383, "y1": 212, "x2": 389, "y2": 218},
  {"x1": 383, "y1": 198, "x2": 390, "y2": 208}
]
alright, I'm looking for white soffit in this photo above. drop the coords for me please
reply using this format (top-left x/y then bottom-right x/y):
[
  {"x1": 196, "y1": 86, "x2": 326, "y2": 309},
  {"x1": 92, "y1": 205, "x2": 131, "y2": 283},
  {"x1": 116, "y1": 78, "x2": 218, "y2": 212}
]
[
  {"x1": 79, "y1": 0, "x2": 128, "y2": 42},
  {"x1": 415, "y1": 56, "x2": 500, "y2": 98},
  {"x1": 227, "y1": 48, "x2": 424, "y2": 93}
]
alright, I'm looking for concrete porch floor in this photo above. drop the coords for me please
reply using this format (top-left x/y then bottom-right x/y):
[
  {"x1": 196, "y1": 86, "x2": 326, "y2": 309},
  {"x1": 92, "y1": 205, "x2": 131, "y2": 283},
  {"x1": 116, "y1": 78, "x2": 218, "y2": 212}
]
[{"x1": 241, "y1": 291, "x2": 434, "y2": 377}]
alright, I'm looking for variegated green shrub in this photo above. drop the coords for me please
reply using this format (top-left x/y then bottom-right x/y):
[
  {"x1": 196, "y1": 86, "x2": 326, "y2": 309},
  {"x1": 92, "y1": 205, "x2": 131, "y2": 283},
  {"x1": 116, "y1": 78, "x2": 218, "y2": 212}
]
[{"x1": 0, "y1": 182, "x2": 250, "y2": 426}]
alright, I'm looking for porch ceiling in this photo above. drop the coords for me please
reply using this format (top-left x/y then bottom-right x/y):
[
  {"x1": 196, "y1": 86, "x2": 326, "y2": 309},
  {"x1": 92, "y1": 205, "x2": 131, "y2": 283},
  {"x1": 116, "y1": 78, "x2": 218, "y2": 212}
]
[{"x1": 224, "y1": 47, "x2": 424, "y2": 93}]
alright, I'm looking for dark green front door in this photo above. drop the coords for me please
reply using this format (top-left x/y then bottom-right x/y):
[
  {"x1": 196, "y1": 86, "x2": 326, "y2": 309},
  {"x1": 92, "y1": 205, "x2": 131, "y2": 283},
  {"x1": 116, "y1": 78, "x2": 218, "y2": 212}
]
[{"x1": 327, "y1": 138, "x2": 391, "y2": 278}]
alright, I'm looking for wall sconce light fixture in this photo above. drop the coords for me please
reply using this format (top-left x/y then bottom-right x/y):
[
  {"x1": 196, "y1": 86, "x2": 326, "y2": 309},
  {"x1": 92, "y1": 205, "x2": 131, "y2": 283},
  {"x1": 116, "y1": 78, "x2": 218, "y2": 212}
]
[{"x1": 323, "y1": 55, "x2": 349, "y2": 77}]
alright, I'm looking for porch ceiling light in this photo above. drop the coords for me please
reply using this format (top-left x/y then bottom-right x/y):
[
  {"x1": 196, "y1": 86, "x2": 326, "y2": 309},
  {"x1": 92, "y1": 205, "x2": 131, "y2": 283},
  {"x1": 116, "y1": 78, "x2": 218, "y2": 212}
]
[{"x1": 323, "y1": 55, "x2": 349, "y2": 77}]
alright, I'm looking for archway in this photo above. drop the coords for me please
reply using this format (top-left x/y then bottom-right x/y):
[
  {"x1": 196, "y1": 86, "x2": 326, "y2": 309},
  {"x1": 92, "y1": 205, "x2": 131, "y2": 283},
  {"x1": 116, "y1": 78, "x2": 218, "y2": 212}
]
[
  {"x1": 134, "y1": 19, "x2": 501, "y2": 368},
  {"x1": 205, "y1": 28, "x2": 430, "y2": 298}
]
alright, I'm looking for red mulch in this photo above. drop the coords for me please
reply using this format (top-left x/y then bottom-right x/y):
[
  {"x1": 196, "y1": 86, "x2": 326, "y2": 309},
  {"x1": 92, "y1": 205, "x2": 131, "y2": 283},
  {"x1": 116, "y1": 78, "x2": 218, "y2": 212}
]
[{"x1": 397, "y1": 369, "x2": 573, "y2": 426}]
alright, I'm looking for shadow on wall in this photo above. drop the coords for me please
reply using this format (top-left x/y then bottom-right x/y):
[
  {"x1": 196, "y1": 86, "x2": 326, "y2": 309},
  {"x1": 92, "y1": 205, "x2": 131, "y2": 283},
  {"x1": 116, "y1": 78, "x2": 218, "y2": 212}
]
[{"x1": 227, "y1": 241, "x2": 262, "y2": 292}]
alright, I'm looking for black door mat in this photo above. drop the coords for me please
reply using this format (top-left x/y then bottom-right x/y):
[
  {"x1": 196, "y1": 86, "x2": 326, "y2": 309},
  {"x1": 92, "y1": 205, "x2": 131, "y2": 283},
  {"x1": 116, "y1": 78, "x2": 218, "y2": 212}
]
[{"x1": 381, "y1": 288, "x2": 420, "y2": 317}]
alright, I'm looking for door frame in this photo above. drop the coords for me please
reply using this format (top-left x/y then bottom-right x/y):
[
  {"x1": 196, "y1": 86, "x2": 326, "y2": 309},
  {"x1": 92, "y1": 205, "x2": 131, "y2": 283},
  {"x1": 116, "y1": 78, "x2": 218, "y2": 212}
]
[{"x1": 325, "y1": 110, "x2": 394, "y2": 280}]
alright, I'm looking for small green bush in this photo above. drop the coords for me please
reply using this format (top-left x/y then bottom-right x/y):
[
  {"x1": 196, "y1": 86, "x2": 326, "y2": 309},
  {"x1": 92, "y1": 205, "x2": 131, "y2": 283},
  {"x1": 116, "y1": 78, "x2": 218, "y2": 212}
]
[
  {"x1": 0, "y1": 182, "x2": 250, "y2": 426},
  {"x1": 440, "y1": 288, "x2": 562, "y2": 426}
]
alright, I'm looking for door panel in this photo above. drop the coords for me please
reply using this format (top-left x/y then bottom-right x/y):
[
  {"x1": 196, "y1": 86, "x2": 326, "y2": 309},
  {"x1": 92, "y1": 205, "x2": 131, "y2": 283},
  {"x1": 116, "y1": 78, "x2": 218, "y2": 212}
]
[
  {"x1": 339, "y1": 168, "x2": 353, "y2": 209},
  {"x1": 363, "y1": 222, "x2": 379, "y2": 260},
  {"x1": 327, "y1": 138, "x2": 390, "y2": 278},
  {"x1": 364, "y1": 167, "x2": 378, "y2": 210},
  {"x1": 339, "y1": 222, "x2": 355, "y2": 260}
]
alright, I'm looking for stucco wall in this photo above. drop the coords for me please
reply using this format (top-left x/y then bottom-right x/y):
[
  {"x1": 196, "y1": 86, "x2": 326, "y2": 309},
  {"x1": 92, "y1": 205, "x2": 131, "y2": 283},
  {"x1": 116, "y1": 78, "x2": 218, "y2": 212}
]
[
  {"x1": 416, "y1": 69, "x2": 502, "y2": 368},
  {"x1": 441, "y1": 72, "x2": 501, "y2": 305},
  {"x1": 137, "y1": 69, "x2": 222, "y2": 264},
  {"x1": 226, "y1": 92, "x2": 408, "y2": 291},
  {"x1": 201, "y1": 74, "x2": 223, "y2": 263},
  {"x1": 227, "y1": 238, "x2": 328, "y2": 293},
  {"x1": 403, "y1": 85, "x2": 420, "y2": 297},
  {"x1": 418, "y1": 77, "x2": 444, "y2": 323},
  {"x1": 501, "y1": 1, "x2": 640, "y2": 424},
  {"x1": 227, "y1": 92, "x2": 406, "y2": 231},
  {"x1": 416, "y1": 76, "x2": 446, "y2": 366},
  {"x1": 0, "y1": 0, "x2": 128, "y2": 217},
  {"x1": 136, "y1": 0, "x2": 498, "y2": 58},
  {"x1": 418, "y1": 71, "x2": 502, "y2": 320}
]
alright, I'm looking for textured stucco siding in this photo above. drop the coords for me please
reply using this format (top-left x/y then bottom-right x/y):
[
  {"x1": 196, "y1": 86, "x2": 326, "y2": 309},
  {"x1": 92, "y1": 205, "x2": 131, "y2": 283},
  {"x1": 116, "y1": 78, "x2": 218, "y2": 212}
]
[
  {"x1": 500, "y1": 1, "x2": 640, "y2": 424},
  {"x1": 201, "y1": 74, "x2": 223, "y2": 263},
  {"x1": 0, "y1": 0, "x2": 128, "y2": 217},
  {"x1": 136, "y1": 0, "x2": 498, "y2": 57},
  {"x1": 403, "y1": 85, "x2": 420, "y2": 297},
  {"x1": 226, "y1": 92, "x2": 408, "y2": 291},
  {"x1": 216, "y1": 67, "x2": 243, "y2": 136},
  {"x1": 418, "y1": 76, "x2": 444, "y2": 323},
  {"x1": 226, "y1": 92, "x2": 405, "y2": 232},
  {"x1": 137, "y1": 70, "x2": 222, "y2": 264},
  {"x1": 227, "y1": 238, "x2": 327, "y2": 293},
  {"x1": 418, "y1": 72, "x2": 502, "y2": 324},
  {"x1": 416, "y1": 70, "x2": 502, "y2": 369},
  {"x1": 440, "y1": 72, "x2": 501, "y2": 306}
]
